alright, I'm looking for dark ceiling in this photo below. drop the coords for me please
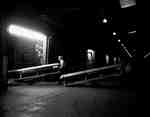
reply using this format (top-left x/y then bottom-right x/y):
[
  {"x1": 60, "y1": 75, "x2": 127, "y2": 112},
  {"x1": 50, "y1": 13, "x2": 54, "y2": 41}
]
[
  {"x1": 0, "y1": 2, "x2": 136, "y2": 28},
  {"x1": 0, "y1": 2, "x2": 136, "y2": 55}
]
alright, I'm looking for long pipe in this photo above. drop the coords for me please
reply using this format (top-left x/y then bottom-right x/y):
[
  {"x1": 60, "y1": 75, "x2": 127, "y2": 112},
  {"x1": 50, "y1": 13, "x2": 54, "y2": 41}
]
[
  {"x1": 8, "y1": 63, "x2": 59, "y2": 73},
  {"x1": 60, "y1": 64, "x2": 121, "y2": 79}
]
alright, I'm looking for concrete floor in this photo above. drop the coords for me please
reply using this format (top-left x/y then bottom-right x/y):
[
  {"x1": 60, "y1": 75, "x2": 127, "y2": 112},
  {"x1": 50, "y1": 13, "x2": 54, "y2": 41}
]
[{"x1": 0, "y1": 83, "x2": 136, "y2": 117}]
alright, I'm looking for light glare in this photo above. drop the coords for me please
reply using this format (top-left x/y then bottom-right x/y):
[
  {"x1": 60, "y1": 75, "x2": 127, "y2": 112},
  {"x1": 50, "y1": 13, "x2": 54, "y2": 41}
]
[
  {"x1": 118, "y1": 39, "x2": 121, "y2": 42},
  {"x1": 102, "y1": 18, "x2": 107, "y2": 23},
  {"x1": 8, "y1": 24, "x2": 47, "y2": 41},
  {"x1": 113, "y1": 32, "x2": 117, "y2": 36},
  {"x1": 120, "y1": 0, "x2": 136, "y2": 8}
]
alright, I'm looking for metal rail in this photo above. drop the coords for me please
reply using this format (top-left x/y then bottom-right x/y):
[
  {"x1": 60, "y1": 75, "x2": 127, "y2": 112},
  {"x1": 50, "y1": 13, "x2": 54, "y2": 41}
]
[
  {"x1": 8, "y1": 63, "x2": 59, "y2": 73},
  {"x1": 8, "y1": 63, "x2": 60, "y2": 79},
  {"x1": 60, "y1": 64, "x2": 121, "y2": 80}
]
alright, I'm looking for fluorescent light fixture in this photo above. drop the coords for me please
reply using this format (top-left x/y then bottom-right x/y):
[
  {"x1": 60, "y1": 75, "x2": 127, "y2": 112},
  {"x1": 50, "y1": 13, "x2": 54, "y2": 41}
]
[
  {"x1": 120, "y1": 0, "x2": 136, "y2": 8},
  {"x1": 128, "y1": 30, "x2": 136, "y2": 34},
  {"x1": 8, "y1": 24, "x2": 47, "y2": 41},
  {"x1": 120, "y1": 43, "x2": 133, "y2": 58}
]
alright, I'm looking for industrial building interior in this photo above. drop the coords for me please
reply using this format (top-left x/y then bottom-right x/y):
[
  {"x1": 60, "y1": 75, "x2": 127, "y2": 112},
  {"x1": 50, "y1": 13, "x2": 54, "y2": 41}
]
[{"x1": 0, "y1": 1, "x2": 136, "y2": 117}]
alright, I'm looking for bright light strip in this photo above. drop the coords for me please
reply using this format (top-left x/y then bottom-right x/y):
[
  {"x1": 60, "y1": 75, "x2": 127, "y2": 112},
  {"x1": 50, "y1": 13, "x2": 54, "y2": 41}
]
[
  {"x1": 144, "y1": 52, "x2": 150, "y2": 59},
  {"x1": 121, "y1": 43, "x2": 133, "y2": 58},
  {"x1": 8, "y1": 24, "x2": 47, "y2": 41},
  {"x1": 128, "y1": 30, "x2": 136, "y2": 34},
  {"x1": 120, "y1": 0, "x2": 136, "y2": 8}
]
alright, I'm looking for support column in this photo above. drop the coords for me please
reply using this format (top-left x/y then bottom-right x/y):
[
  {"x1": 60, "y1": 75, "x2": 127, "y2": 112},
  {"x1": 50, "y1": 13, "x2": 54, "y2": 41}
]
[
  {"x1": 1, "y1": 18, "x2": 8, "y2": 89},
  {"x1": 2, "y1": 56, "x2": 8, "y2": 85}
]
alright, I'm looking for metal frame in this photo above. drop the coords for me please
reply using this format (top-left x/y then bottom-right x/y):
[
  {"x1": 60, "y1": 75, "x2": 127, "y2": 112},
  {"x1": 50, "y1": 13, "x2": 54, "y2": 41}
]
[{"x1": 60, "y1": 64, "x2": 121, "y2": 86}]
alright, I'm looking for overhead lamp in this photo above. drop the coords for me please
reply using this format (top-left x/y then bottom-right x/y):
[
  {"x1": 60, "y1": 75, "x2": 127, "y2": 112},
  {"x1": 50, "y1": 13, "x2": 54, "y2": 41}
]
[
  {"x1": 7, "y1": 24, "x2": 48, "y2": 64},
  {"x1": 102, "y1": 18, "x2": 108, "y2": 23},
  {"x1": 120, "y1": 0, "x2": 136, "y2": 8},
  {"x1": 7, "y1": 24, "x2": 47, "y2": 41},
  {"x1": 118, "y1": 39, "x2": 121, "y2": 42},
  {"x1": 113, "y1": 32, "x2": 117, "y2": 36}
]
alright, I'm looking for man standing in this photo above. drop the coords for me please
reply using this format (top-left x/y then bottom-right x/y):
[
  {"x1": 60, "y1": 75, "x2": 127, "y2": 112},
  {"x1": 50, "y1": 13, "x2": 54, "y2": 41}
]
[{"x1": 58, "y1": 56, "x2": 65, "y2": 69}]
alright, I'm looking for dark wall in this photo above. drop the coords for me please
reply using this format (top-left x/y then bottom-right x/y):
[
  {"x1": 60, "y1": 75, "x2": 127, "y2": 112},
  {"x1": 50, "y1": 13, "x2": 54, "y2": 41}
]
[{"x1": 8, "y1": 37, "x2": 41, "y2": 69}]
